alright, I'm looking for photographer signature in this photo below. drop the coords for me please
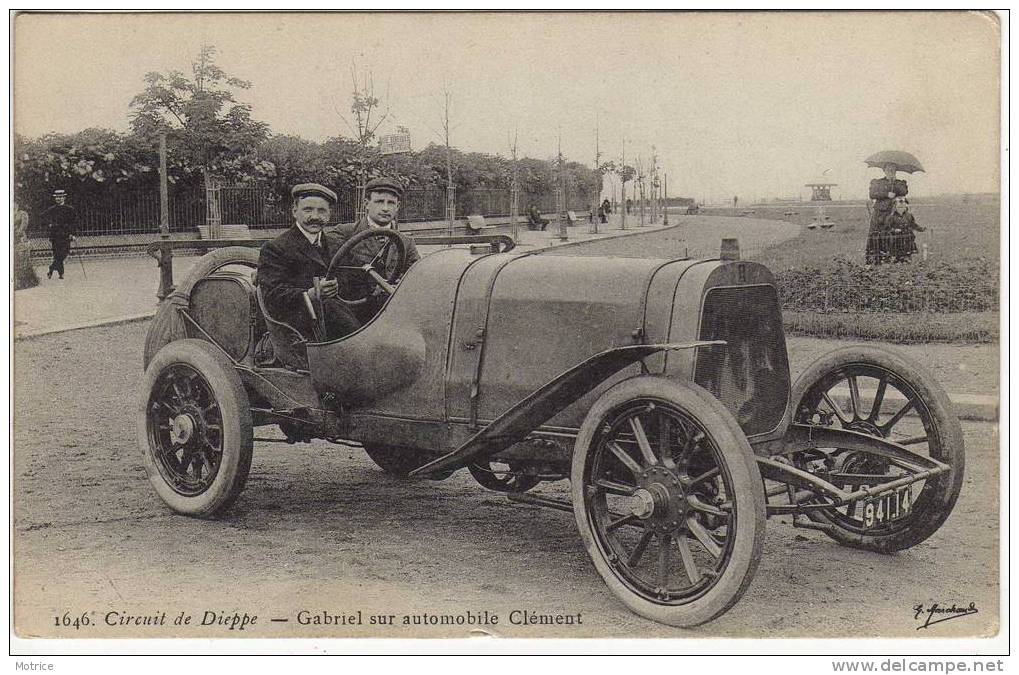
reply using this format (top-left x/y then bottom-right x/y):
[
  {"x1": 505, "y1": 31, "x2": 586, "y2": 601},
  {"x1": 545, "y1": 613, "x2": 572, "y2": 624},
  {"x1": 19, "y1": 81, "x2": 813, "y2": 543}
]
[{"x1": 913, "y1": 602, "x2": 978, "y2": 630}]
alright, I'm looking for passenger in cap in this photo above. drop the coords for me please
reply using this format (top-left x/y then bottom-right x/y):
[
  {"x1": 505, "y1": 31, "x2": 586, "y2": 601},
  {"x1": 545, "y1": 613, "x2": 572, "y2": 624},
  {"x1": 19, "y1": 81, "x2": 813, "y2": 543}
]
[
  {"x1": 334, "y1": 177, "x2": 421, "y2": 324},
  {"x1": 257, "y1": 183, "x2": 361, "y2": 341}
]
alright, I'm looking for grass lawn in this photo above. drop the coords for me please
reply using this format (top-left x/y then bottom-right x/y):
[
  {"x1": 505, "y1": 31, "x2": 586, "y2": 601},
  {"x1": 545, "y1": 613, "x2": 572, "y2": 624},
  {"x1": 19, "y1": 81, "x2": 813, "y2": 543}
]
[{"x1": 704, "y1": 193, "x2": 999, "y2": 272}]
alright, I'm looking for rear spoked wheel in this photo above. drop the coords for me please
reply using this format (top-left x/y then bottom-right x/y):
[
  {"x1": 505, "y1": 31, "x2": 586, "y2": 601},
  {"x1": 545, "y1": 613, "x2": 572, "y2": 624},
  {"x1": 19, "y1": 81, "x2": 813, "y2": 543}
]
[{"x1": 572, "y1": 377, "x2": 765, "y2": 627}]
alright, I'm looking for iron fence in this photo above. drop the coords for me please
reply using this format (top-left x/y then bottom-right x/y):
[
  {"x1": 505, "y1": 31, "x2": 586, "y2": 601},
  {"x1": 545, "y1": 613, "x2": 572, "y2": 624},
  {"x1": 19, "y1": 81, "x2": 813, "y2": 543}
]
[
  {"x1": 27, "y1": 191, "x2": 205, "y2": 237},
  {"x1": 27, "y1": 184, "x2": 593, "y2": 238}
]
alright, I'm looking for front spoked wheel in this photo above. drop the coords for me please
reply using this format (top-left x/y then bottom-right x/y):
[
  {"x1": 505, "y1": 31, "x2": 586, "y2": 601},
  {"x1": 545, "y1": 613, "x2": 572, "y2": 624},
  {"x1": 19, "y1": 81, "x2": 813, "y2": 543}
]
[
  {"x1": 139, "y1": 340, "x2": 253, "y2": 517},
  {"x1": 791, "y1": 347, "x2": 965, "y2": 552},
  {"x1": 572, "y1": 377, "x2": 766, "y2": 627}
]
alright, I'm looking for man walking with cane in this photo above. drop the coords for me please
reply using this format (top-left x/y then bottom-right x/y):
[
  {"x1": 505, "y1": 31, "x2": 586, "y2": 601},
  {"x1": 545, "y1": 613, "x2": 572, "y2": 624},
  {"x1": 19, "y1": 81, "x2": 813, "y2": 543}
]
[{"x1": 42, "y1": 189, "x2": 77, "y2": 279}]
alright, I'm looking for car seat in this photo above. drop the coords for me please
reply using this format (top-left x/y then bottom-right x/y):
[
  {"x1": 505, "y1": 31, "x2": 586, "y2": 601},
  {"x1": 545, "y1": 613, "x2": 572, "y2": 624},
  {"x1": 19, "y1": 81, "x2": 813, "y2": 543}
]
[{"x1": 251, "y1": 270, "x2": 310, "y2": 371}]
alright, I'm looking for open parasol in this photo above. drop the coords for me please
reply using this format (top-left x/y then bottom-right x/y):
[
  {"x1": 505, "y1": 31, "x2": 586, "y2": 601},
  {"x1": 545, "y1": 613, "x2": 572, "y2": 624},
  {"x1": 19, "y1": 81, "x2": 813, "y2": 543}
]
[{"x1": 865, "y1": 150, "x2": 925, "y2": 173}]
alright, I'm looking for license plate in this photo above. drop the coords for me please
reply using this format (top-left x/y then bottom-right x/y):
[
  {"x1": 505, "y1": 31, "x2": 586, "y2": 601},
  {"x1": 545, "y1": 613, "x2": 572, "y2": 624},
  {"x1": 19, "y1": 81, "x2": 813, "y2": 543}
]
[{"x1": 862, "y1": 486, "x2": 912, "y2": 528}]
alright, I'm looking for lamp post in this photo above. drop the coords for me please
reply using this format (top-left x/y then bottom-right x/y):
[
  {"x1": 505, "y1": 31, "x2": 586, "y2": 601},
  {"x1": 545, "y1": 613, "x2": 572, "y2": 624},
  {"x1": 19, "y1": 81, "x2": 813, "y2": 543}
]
[
  {"x1": 663, "y1": 173, "x2": 669, "y2": 226},
  {"x1": 157, "y1": 131, "x2": 174, "y2": 300}
]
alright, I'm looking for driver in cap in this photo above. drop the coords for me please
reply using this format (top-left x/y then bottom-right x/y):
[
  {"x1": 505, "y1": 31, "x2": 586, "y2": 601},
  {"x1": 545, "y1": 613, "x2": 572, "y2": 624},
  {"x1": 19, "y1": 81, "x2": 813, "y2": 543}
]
[{"x1": 257, "y1": 183, "x2": 361, "y2": 341}]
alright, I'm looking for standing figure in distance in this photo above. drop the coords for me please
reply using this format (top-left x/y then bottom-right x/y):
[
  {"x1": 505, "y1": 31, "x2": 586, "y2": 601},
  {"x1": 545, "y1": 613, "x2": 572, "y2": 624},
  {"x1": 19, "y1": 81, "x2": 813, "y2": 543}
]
[
  {"x1": 13, "y1": 201, "x2": 39, "y2": 289},
  {"x1": 884, "y1": 197, "x2": 925, "y2": 263},
  {"x1": 866, "y1": 165, "x2": 908, "y2": 265},
  {"x1": 42, "y1": 189, "x2": 76, "y2": 279}
]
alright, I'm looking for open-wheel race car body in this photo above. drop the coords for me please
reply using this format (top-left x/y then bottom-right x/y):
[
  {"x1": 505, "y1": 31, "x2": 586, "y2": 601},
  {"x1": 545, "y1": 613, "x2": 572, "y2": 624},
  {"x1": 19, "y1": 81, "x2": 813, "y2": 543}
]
[{"x1": 140, "y1": 233, "x2": 964, "y2": 627}]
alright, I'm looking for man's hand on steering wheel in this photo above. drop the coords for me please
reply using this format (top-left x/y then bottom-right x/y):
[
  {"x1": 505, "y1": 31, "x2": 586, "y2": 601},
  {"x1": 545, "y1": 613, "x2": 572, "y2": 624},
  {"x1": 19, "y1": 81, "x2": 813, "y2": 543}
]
[{"x1": 308, "y1": 278, "x2": 338, "y2": 301}]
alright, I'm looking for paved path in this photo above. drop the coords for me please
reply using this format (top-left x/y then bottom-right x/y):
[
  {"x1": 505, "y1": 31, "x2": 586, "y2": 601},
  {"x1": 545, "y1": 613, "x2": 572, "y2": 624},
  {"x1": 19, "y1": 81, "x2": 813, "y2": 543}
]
[{"x1": 14, "y1": 256, "x2": 200, "y2": 338}]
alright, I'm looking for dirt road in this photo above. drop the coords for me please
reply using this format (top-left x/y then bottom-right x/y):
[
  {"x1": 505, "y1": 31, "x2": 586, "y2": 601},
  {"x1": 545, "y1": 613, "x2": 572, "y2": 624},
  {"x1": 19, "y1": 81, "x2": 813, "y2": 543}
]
[{"x1": 13, "y1": 321, "x2": 998, "y2": 640}]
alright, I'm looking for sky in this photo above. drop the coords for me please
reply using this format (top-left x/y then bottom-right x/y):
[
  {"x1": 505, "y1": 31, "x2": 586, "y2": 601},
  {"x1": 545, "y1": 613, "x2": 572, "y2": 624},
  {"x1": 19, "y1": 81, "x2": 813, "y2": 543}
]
[{"x1": 12, "y1": 11, "x2": 1002, "y2": 203}]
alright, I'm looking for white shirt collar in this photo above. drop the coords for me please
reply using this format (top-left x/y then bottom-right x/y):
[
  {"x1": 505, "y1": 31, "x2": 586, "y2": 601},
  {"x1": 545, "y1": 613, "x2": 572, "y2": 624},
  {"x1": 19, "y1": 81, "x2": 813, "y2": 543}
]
[{"x1": 295, "y1": 222, "x2": 322, "y2": 246}]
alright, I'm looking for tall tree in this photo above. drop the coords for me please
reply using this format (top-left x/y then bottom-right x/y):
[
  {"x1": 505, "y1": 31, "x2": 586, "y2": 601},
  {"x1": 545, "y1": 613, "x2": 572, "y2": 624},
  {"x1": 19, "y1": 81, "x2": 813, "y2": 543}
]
[
  {"x1": 336, "y1": 62, "x2": 391, "y2": 220},
  {"x1": 129, "y1": 44, "x2": 269, "y2": 234}
]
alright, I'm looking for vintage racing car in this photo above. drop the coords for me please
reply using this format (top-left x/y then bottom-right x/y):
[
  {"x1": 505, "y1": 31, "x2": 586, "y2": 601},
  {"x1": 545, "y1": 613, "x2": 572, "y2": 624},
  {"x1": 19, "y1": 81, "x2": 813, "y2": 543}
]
[{"x1": 139, "y1": 228, "x2": 964, "y2": 627}]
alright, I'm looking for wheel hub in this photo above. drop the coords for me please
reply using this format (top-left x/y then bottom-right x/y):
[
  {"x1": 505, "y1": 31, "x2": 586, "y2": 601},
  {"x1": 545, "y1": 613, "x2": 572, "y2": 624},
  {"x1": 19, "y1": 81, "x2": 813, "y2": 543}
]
[
  {"x1": 634, "y1": 465, "x2": 687, "y2": 532},
  {"x1": 630, "y1": 489, "x2": 656, "y2": 519},
  {"x1": 833, "y1": 449, "x2": 889, "y2": 476},
  {"x1": 169, "y1": 413, "x2": 197, "y2": 446}
]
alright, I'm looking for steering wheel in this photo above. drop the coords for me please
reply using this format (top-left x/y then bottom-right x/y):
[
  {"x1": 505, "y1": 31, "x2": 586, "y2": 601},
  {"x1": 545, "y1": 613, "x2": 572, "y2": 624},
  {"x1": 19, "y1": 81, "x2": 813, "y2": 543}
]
[{"x1": 326, "y1": 228, "x2": 408, "y2": 306}]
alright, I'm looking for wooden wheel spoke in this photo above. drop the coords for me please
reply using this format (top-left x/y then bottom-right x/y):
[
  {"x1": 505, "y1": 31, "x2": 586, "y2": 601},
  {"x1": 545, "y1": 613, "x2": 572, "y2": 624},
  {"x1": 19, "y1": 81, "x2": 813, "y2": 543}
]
[
  {"x1": 608, "y1": 441, "x2": 642, "y2": 477},
  {"x1": 629, "y1": 416, "x2": 657, "y2": 466},
  {"x1": 869, "y1": 377, "x2": 888, "y2": 421},
  {"x1": 182, "y1": 451, "x2": 197, "y2": 477},
  {"x1": 687, "y1": 496, "x2": 730, "y2": 518},
  {"x1": 847, "y1": 375, "x2": 862, "y2": 418},
  {"x1": 606, "y1": 512, "x2": 640, "y2": 532},
  {"x1": 595, "y1": 478, "x2": 637, "y2": 496},
  {"x1": 688, "y1": 466, "x2": 720, "y2": 486},
  {"x1": 676, "y1": 535, "x2": 702, "y2": 584},
  {"x1": 199, "y1": 453, "x2": 213, "y2": 478},
  {"x1": 880, "y1": 400, "x2": 915, "y2": 433},
  {"x1": 821, "y1": 392, "x2": 851, "y2": 425},
  {"x1": 658, "y1": 415, "x2": 674, "y2": 467},
  {"x1": 153, "y1": 400, "x2": 176, "y2": 414},
  {"x1": 897, "y1": 435, "x2": 929, "y2": 446},
  {"x1": 687, "y1": 518, "x2": 723, "y2": 558},
  {"x1": 627, "y1": 530, "x2": 654, "y2": 567},
  {"x1": 657, "y1": 533, "x2": 672, "y2": 589}
]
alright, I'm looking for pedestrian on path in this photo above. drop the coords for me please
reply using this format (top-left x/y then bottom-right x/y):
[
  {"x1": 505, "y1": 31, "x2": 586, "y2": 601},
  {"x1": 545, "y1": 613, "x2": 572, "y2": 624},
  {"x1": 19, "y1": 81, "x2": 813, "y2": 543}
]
[{"x1": 42, "y1": 189, "x2": 77, "y2": 279}]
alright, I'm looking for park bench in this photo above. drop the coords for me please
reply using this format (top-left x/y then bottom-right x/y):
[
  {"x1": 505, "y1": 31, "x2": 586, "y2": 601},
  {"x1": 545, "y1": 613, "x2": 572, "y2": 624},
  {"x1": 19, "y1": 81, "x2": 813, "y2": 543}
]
[
  {"x1": 464, "y1": 214, "x2": 502, "y2": 234},
  {"x1": 566, "y1": 211, "x2": 593, "y2": 226}
]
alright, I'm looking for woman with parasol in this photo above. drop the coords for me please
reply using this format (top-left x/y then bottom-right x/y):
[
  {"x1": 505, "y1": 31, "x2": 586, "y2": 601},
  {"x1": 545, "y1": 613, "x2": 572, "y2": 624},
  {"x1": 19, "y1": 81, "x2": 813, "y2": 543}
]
[{"x1": 865, "y1": 150, "x2": 924, "y2": 264}]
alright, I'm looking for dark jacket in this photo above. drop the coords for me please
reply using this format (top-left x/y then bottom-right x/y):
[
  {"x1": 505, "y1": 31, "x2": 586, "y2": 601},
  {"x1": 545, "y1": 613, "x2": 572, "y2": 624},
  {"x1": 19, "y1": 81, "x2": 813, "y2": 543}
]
[
  {"x1": 332, "y1": 219, "x2": 421, "y2": 323},
  {"x1": 333, "y1": 218, "x2": 421, "y2": 273},
  {"x1": 43, "y1": 204, "x2": 76, "y2": 242},
  {"x1": 883, "y1": 210, "x2": 921, "y2": 259},
  {"x1": 257, "y1": 225, "x2": 346, "y2": 335},
  {"x1": 884, "y1": 210, "x2": 922, "y2": 232},
  {"x1": 869, "y1": 178, "x2": 908, "y2": 216}
]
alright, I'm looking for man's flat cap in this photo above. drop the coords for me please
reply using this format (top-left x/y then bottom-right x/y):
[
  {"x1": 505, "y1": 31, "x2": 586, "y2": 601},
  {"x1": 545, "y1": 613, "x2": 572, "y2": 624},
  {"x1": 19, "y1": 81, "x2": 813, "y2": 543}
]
[
  {"x1": 364, "y1": 177, "x2": 403, "y2": 199},
  {"x1": 291, "y1": 183, "x2": 337, "y2": 203}
]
